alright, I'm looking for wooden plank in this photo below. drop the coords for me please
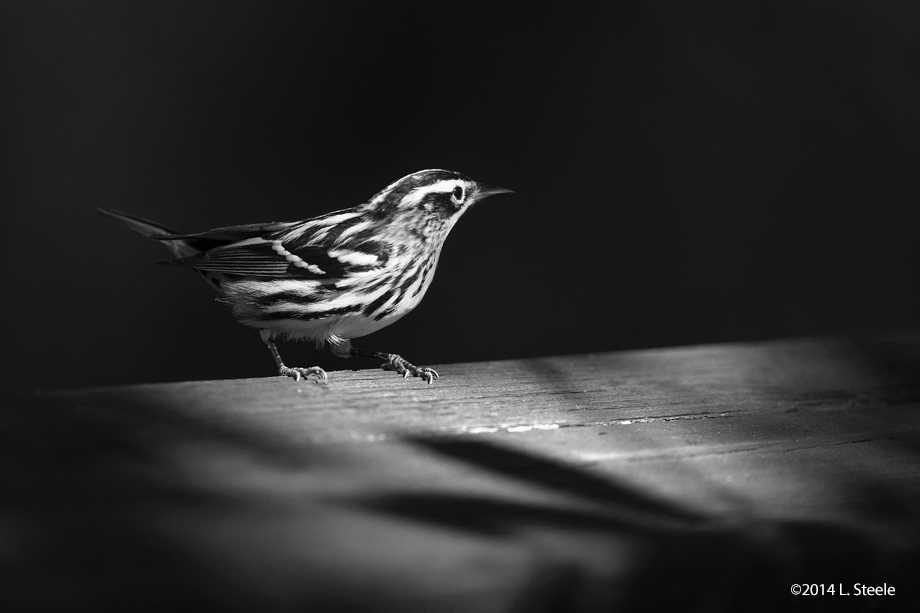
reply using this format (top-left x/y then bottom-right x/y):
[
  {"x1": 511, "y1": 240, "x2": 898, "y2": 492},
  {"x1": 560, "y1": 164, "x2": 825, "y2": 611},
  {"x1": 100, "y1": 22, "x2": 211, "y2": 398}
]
[{"x1": 3, "y1": 331, "x2": 919, "y2": 611}]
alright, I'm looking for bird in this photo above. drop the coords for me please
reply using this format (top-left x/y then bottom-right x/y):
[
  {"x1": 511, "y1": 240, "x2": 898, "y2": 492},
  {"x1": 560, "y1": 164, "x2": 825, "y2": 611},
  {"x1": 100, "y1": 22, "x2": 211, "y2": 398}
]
[{"x1": 98, "y1": 169, "x2": 512, "y2": 384}]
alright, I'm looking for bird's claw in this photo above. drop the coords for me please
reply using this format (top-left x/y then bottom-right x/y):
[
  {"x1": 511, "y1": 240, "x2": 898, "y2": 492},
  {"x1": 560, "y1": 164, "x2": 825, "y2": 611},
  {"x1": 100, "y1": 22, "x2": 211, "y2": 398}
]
[
  {"x1": 279, "y1": 365, "x2": 327, "y2": 384},
  {"x1": 416, "y1": 367, "x2": 439, "y2": 384},
  {"x1": 381, "y1": 355, "x2": 439, "y2": 384}
]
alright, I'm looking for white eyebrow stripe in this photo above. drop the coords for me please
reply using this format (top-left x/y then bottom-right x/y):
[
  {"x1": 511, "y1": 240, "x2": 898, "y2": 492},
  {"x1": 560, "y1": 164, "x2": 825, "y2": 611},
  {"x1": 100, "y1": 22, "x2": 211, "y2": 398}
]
[{"x1": 400, "y1": 180, "x2": 462, "y2": 207}]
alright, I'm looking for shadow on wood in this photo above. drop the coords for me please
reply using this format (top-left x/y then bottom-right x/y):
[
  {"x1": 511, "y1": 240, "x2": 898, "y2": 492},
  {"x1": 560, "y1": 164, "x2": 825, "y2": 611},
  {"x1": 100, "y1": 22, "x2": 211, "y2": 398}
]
[{"x1": 2, "y1": 332, "x2": 919, "y2": 611}]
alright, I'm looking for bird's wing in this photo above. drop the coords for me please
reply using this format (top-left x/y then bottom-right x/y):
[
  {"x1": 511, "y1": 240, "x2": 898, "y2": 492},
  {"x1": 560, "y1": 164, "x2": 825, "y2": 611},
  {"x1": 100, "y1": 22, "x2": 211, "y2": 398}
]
[
  {"x1": 159, "y1": 223, "x2": 388, "y2": 280},
  {"x1": 150, "y1": 221, "x2": 296, "y2": 252}
]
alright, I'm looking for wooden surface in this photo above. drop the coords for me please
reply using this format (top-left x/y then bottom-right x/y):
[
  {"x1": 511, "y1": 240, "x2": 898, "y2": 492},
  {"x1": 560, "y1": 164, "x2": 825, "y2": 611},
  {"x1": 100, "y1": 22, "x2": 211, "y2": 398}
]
[{"x1": 3, "y1": 332, "x2": 920, "y2": 611}]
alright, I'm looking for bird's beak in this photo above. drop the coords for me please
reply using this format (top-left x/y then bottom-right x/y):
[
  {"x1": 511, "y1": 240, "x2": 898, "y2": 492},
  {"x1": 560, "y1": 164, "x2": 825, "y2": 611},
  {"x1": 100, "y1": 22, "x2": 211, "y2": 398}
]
[{"x1": 476, "y1": 185, "x2": 514, "y2": 200}]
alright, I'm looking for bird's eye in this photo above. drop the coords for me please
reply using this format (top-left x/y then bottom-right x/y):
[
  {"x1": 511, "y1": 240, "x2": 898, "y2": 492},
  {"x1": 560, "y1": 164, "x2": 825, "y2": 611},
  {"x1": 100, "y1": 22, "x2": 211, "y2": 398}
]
[{"x1": 452, "y1": 185, "x2": 465, "y2": 202}]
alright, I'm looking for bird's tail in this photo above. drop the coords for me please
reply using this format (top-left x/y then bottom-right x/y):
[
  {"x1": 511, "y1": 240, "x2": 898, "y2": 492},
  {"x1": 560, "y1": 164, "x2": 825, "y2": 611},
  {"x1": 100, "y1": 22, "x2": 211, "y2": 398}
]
[{"x1": 96, "y1": 207, "x2": 200, "y2": 260}]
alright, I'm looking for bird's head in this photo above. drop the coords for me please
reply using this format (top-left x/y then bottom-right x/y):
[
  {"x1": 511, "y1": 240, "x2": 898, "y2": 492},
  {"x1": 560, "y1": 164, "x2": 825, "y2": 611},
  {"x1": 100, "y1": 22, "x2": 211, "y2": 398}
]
[{"x1": 363, "y1": 169, "x2": 512, "y2": 239}]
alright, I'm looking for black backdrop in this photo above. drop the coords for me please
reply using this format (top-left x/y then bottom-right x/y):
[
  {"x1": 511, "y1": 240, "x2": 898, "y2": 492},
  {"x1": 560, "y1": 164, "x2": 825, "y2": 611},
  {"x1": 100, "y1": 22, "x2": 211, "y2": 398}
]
[{"x1": 3, "y1": 1, "x2": 919, "y2": 391}]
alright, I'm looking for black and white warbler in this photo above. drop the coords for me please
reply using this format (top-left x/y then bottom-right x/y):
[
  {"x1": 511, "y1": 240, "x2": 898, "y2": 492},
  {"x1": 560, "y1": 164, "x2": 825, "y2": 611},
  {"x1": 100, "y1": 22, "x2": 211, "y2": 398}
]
[{"x1": 98, "y1": 169, "x2": 512, "y2": 384}]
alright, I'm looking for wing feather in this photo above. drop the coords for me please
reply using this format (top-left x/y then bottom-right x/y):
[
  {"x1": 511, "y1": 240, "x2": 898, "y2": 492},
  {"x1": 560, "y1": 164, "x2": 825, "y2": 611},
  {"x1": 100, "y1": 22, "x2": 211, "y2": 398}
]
[
  {"x1": 160, "y1": 237, "x2": 385, "y2": 280},
  {"x1": 151, "y1": 221, "x2": 296, "y2": 251}
]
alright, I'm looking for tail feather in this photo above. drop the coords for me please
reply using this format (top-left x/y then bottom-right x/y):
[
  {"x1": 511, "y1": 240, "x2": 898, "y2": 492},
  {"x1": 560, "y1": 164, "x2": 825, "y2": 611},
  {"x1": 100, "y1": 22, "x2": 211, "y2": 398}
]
[
  {"x1": 96, "y1": 207, "x2": 182, "y2": 236},
  {"x1": 96, "y1": 207, "x2": 199, "y2": 260}
]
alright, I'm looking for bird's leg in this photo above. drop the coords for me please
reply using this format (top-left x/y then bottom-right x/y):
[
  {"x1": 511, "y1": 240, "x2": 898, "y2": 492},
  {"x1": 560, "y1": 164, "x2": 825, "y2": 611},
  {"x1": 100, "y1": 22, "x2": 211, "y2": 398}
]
[
  {"x1": 335, "y1": 340, "x2": 439, "y2": 384},
  {"x1": 260, "y1": 330, "x2": 327, "y2": 383}
]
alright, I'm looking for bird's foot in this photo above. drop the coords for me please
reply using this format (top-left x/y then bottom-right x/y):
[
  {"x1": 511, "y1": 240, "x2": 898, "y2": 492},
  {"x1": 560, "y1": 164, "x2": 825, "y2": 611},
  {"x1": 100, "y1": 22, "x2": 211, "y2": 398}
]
[
  {"x1": 279, "y1": 365, "x2": 328, "y2": 383},
  {"x1": 381, "y1": 355, "x2": 439, "y2": 384}
]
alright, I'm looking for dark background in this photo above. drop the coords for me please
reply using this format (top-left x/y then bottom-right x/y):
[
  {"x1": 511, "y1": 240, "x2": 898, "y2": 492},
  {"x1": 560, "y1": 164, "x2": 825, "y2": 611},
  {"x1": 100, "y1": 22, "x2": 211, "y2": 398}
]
[{"x1": 2, "y1": 1, "x2": 919, "y2": 392}]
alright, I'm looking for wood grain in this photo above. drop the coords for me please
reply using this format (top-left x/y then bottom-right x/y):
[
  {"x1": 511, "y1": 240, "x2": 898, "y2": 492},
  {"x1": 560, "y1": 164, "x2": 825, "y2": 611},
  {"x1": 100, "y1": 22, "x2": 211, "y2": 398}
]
[{"x1": 3, "y1": 331, "x2": 919, "y2": 611}]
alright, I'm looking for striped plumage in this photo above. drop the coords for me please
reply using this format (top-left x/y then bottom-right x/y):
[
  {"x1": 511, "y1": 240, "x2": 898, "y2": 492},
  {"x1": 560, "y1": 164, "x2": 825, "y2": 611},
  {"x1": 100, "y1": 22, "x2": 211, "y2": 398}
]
[{"x1": 98, "y1": 169, "x2": 512, "y2": 383}]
